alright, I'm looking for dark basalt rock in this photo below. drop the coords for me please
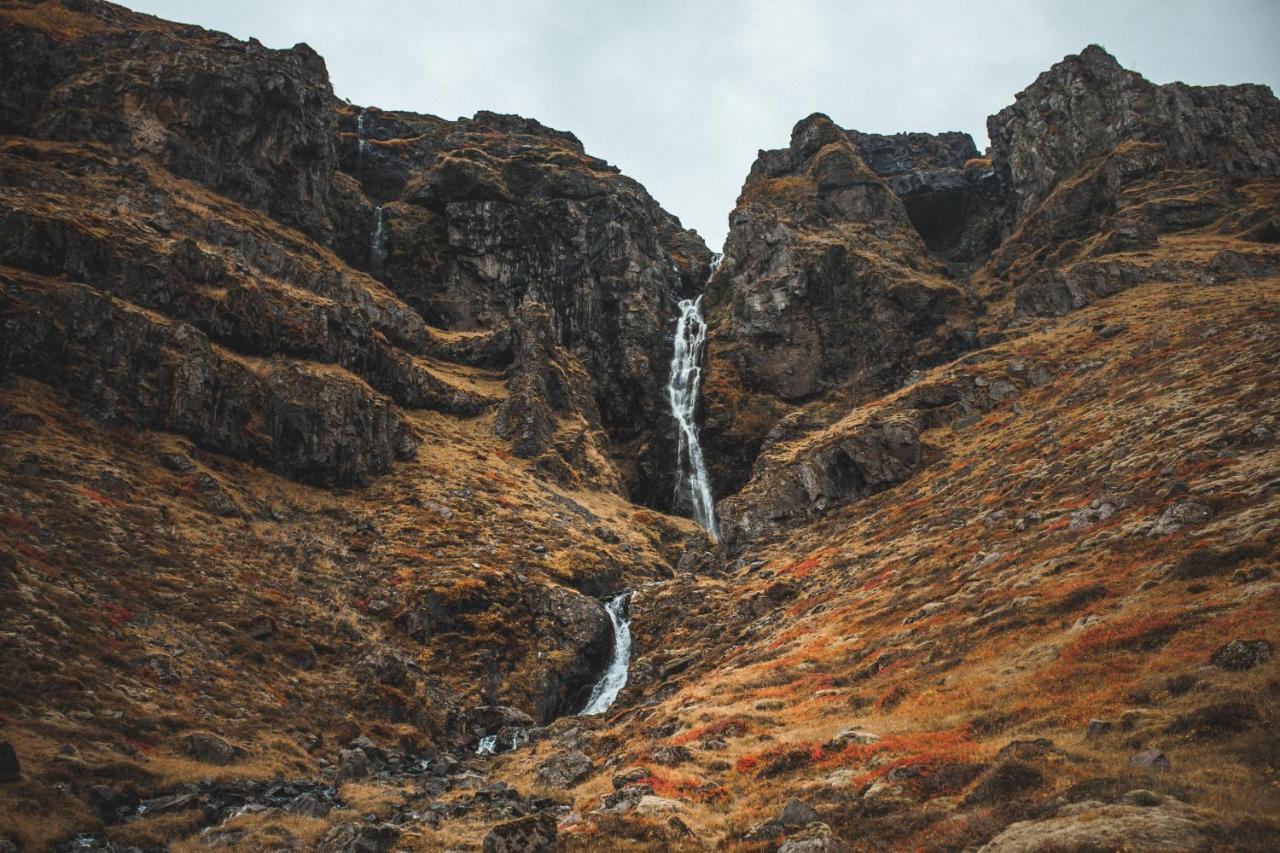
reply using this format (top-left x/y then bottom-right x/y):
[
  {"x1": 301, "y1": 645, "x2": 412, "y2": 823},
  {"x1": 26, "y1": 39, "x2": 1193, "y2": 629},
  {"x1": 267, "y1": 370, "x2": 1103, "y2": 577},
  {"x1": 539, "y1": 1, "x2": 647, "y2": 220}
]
[
  {"x1": 4, "y1": 2, "x2": 339, "y2": 241},
  {"x1": 701, "y1": 112, "x2": 974, "y2": 498},
  {"x1": 0, "y1": 0, "x2": 710, "y2": 510},
  {"x1": 482, "y1": 813, "x2": 557, "y2": 853},
  {"x1": 496, "y1": 299, "x2": 620, "y2": 491},
  {"x1": 0, "y1": 272, "x2": 417, "y2": 487},
  {"x1": 336, "y1": 105, "x2": 712, "y2": 508},
  {"x1": 989, "y1": 44, "x2": 1280, "y2": 221}
]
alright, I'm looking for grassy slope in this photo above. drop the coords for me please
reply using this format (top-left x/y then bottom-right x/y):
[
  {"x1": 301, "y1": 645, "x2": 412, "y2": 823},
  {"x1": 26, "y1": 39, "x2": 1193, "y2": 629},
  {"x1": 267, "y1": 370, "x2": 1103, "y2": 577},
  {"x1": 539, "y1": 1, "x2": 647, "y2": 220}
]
[{"x1": 530, "y1": 273, "x2": 1280, "y2": 850}]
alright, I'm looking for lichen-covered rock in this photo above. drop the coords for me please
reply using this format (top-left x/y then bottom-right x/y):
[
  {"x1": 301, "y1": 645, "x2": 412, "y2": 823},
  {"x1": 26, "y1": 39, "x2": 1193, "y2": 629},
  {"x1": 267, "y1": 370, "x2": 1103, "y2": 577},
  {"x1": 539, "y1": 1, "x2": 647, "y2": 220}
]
[
  {"x1": 496, "y1": 300, "x2": 619, "y2": 490},
  {"x1": 702, "y1": 113, "x2": 973, "y2": 496},
  {"x1": 482, "y1": 813, "x2": 556, "y2": 853},
  {"x1": 338, "y1": 106, "x2": 712, "y2": 507},
  {"x1": 989, "y1": 44, "x2": 1280, "y2": 221},
  {"x1": 0, "y1": 273, "x2": 417, "y2": 486},
  {"x1": 979, "y1": 799, "x2": 1207, "y2": 852},
  {"x1": 2, "y1": 1, "x2": 339, "y2": 240}
]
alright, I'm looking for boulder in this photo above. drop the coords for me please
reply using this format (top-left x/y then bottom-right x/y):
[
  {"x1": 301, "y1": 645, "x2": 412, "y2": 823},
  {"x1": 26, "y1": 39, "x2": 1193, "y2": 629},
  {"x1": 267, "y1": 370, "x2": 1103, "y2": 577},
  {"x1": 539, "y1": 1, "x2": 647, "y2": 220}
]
[
  {"x1": 318, "y1": 823, "x2": 400, "y2": 853},
  {"x1": 482, "y1": 813, "x2": 557, "y2": 853},
  {"x1": 650, "y1": 745, "x2": 694, "y2": 766},
  {"x1": 979, "y1": 799, "x2": 1206, "y2": 852},
  {"x1": 180, "y1": 732, "x2": 238, "y2": 765},
  {"x1": 779, "y1": 823, "x2": 853, "y2": 853},
  {"x1": 337, "y1": 748, "x2": 371, "y2": 780},
  {"x1": 634, "y1": 795, "x2": 684, "y2": 815},
  {"x1": 1130, "y1": 749, "x2": 1171, "y2": 771},
  {"x1": 534, "y1": 750, "x2": 593, "y2": 789},
  {"x1": 1209, "y1": 639, "x2": 1272, "y2": 671},
  {"x1": 778, "y1": 798, "x2": 820, "y2": 829}
]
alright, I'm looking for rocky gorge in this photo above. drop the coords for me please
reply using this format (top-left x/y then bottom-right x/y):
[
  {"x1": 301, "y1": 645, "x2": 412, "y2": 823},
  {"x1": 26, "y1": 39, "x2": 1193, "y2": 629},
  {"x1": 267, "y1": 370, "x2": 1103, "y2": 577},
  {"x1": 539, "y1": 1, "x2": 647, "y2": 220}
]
[{"x1": 0, "y1": 1, "x2": 1278, "y2": 851}]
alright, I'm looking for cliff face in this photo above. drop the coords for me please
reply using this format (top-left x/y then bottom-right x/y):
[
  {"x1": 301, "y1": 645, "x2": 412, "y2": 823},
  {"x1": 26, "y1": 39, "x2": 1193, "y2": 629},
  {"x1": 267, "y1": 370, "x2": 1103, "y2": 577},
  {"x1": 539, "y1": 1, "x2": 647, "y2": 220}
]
[
  {"x1": 700, "y1": 115, "x2": 981, "y2": 496},
  {"x1": 0, "y1": 0, "x2": 711, "y2": 505},
  {"x1": 1, "y1": 4, "x2": 1279, "y2": 850},
  {"x1": 705, "y1": 45, "x2": 1280, "y2": 522},
  {"x1": 336, "y1": 105, "x2": 712, "y2": 503}
]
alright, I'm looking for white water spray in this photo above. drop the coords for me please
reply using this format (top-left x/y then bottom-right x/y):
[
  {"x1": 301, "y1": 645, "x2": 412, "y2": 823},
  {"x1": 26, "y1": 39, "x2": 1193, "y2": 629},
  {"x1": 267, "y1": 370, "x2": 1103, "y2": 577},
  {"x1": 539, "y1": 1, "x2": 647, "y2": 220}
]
[
  {"x1": 579, "y1": 592, "x2": 633, "y2": 715},
  {"x1": 668, "y1": 297, "x2": 717, "y2": 534},
  {"x1": 357, "y1": 108, "x2": 368, "y2": 163},
  {"x1": 370, "y1": 206, "x2": 387, "y2": 271}
]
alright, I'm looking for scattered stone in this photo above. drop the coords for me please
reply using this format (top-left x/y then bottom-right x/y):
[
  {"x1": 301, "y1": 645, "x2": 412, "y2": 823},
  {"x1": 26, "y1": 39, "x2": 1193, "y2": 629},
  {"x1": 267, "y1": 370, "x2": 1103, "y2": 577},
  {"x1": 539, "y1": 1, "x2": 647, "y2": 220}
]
[
  {"x1": 534, "y1": 750, "x2": 593, "y2": 789},
  {"x1": 337, "y1": 748, "x2": 371, "y2": 780},
  {"x1": 611, "y1": 767, "x2": 651, "y2": 790},
  {"x1": 318, "y1": 822, "x2": 400, "y2": 853},
  {"x1": 1069, "y1": 497, "x2": 1122, "y2": 530},
  {"x1": 0, "y1": 742, "x2": 19, "y2": 783},
  {"x1": 1129, "y1": 749, "x2": 1170, "y2": 771},
  {"x1": 180, "y1": 731, "x2": 238, "y2": 765},
  {"x1": 601, "y1": 784, "x2": 654, "y2": 813},
  {"x1": 779, "y1": 823, "x2": 852, "y2": 853},
  {"x1": 1209, "y1": 639, "x2": 1272, "y2": 671},
  {"x1": 1149, "y1": 500, "x2": 1213, "y2": 536},
  {"x1": 482, "y1": 813, "x2": 557, "y2": 853},
  {"x1": 1086, "y1": 719, "x2": 1114, "y2": 740},
  {"x1": 741, "y1": 819, "x2": 785, "y2": 843},
  {"x1": 778, "y1": 798, "x2": 820, "y2": 829},
  {"x1": 286, "y1": 792, "x2": 331, "y2": 817},
  {"x1": 466, "y1": 706, "x2": 536, "y2": 738},
  {"x1": 634, "y1": 795, "x2": 684, "y2": 815},
  {"x1": 650, "y1": 745, "x2": 694, "y2": 766}
]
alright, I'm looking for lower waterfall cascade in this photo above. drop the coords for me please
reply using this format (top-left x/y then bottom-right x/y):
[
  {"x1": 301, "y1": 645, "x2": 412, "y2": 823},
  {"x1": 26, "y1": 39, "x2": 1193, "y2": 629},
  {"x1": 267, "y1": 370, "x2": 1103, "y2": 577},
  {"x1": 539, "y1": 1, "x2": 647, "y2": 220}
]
[{"x1": 579, "y1": 591, "x2": 633, "y2": 715}]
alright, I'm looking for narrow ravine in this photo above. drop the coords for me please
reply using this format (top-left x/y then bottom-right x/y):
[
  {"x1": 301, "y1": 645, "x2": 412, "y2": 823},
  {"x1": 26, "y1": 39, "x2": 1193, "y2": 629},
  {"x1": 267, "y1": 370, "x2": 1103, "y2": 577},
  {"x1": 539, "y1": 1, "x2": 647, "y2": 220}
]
[
  {"x1": 579, "y1": 591, "x2": 634, "y2": 715},
  {"x1": 668, "y1": 296, "x2": 717, "y2": 535}
]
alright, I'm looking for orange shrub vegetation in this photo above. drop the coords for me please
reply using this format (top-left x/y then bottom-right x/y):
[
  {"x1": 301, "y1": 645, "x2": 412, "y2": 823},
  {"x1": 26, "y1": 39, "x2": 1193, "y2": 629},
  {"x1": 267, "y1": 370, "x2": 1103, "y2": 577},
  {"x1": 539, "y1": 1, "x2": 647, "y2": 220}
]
[
  {"x1": 735, "y1": 726, "x2": 981, "y2": 782},
  {"x1": 638, "y1": 768, "x2": 725, "y2": 803},
  {"x1": 670, "y1": 715, "x2": 754, "y2": 746},
  {"x1": 1060, "y1": 612, "x2": 1180, "y2": 663},
  {"x1": 781, "y1": 555, "x2": 822, "y2": 579}
]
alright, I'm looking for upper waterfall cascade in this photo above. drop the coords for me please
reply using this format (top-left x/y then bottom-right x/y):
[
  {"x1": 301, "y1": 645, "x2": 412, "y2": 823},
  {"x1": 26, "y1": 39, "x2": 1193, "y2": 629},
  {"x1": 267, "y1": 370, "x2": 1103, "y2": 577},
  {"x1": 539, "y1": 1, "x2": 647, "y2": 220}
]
[{"x1": 668, "y1": 297, "x2": 717, "y2": 534}]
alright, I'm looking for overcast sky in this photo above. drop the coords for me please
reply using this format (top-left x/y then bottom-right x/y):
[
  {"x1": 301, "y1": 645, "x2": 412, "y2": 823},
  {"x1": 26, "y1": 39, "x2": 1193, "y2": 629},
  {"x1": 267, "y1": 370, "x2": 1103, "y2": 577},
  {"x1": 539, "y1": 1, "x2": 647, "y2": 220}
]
[{"x1": 125, "y1": 0, "x2": 1280, "y2": 251}]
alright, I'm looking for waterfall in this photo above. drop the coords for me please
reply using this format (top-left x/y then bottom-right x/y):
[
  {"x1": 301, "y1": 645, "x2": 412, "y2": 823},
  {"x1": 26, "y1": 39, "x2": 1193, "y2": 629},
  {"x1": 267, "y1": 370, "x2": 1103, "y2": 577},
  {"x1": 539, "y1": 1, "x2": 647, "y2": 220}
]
[
  {"x1": 370, "y1": 206, "x2": 387, "y2": 271},
  {"x1": 357, "y1": 107, "x2": 368, "y2": 163},
  {"x1": 579, "y1": 592, "x2": 633, "y2": 715},
  {"x1": 668, "y1": 297, "x2": 717, "y2": 535}
]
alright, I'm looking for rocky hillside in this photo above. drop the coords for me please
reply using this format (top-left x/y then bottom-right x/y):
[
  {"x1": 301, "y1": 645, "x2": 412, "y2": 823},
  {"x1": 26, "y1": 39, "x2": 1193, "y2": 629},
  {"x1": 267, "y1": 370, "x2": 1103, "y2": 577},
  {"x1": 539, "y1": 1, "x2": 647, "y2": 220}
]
[{"x1": 0, "y1": 2, "x2": 1277, "y2": 851}]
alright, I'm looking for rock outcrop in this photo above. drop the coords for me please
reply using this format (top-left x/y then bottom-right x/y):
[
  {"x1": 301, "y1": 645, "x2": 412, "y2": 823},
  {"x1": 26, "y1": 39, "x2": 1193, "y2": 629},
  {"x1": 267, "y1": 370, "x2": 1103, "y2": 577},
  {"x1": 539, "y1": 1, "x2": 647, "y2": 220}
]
[
  {"x1": 701, "y1": 113, "x2": 975, "y2": 496},
  {"x1": 337, "y1": 106, "x2": 712, "y2": 505},
  {"x1": 0, "y1": 0, "x2": 712, "y2": 506},
  {"x1": 706, "y1": 44, "x2": 1280, "y2": 519}
]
